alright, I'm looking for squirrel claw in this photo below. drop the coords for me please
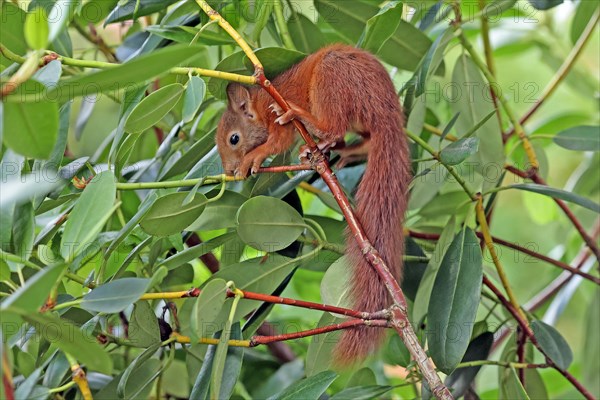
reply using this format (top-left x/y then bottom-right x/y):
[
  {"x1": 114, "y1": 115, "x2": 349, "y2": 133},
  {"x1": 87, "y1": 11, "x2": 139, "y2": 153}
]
[{"x1": 269, "y1": 103, "x2": 284, "y2": 116}]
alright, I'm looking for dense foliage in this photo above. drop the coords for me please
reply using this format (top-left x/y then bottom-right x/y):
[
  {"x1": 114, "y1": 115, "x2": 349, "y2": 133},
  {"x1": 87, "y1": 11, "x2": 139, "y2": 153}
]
[{"x1": 1, "y1": 0, "x2": 599, "y2": 399}]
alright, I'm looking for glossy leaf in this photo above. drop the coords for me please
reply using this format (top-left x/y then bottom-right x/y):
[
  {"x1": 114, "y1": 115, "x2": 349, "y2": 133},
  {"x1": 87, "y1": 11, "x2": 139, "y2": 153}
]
[
  {"x1": 5, "y1": 308, "x2": 113, "y2": 374},
  {"x1": 139, "y1": 192, "x2": 208, "y2": 236},
  {"x1": 210, "y1": 256, "x2": 299, "y2": 322},
  {"x1": 157, "y1": 232, "x2": 237, "y2": 271},
  {"x1": 25, "y1": 8, "x2": 48, "y2": 50},
  {"x1": 500, "y1": 367, "x2": 530, "y2": 399},
  {"x1": 445, "y1": 332, "x2": 494, "y2": 398},
  {"x1": 451, "y1": 54, "x2": 504, "y2": 181},
  {"x1": 49, "y1": 44, "x2": 203, "y2": 102},
  {"x1": 266, "y1": 370, "x2": 338, "y2": 400},
  {"x1": 427, "y1": 228, "x2": 483, "y2": 374},
  {"x1": 47, "y1": 0, "x2": 79, "y2": 42},
  {"x1": 191, "y1": 279, "x2": 227, "y2": 340},
  {"x1": 81, "y1": 278, "x2": 150, "y2": 313},
  {"x1": 236, "y1": 196, "x2": 305, "y2": 252},
  {"x1": 3, "y1": 81, "x2": 58, "y2": 160},
  {"x1": 61, "y1": 170, "x2": 117, "y2": 260},
  {"x1": 189, "y1": 323, "x2": 244, "y2": 400},
  {"x1": 288, "y1": 14, "x2": 327, "y2": 53},
  {"x1": 1, "y1": 264, "x2": 64, "y2": 312},
  {"x1": 511, "y1": 183, "x2": 600, "y2": 213},
  {"x1": 570, "y1": 1, "x2": 599, "y2": 43},
  {"x1": 361, "y1": 1, "x2": 402, "y2": 55},
  {"x1": 553, "y1": 126, "x2": 600, "y2": 152},
  {"x1": 182, "y1": 76, "x2": 205, "y2": 123},
  {"x1": 105, "y1": 0, "x2": 180, "y2": 24},
  {"x1": 531, "y1": 320, "x2": 573, "y2": 370},
  {"x1": 439, "y1": 137, "x2": 480, "y2": 165},
  {"x1": 125, "y1": 83, "x2": 185, "y2": 133},
  {"x1": 129, "y1": 301, "x2": 161, "y2": 347},
  {"x1": 306, "y1": 313, "x2": 342, "y2": 376},
  {"x1": 1, "y1": 3, "x2": 27, "y2": 66},
  {"x1": 413, "y1": 217, "x2": 456, "y2": 325}
]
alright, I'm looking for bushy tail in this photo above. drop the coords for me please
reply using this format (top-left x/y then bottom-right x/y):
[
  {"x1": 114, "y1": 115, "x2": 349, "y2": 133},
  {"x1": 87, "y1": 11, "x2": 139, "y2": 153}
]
[{"x1": 334, "y1": 111, "x2": 410, "y2": 364}]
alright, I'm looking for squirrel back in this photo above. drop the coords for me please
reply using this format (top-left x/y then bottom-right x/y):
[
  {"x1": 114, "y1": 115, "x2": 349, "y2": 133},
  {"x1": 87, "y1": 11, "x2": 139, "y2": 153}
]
[{"x1": 216, "y1": 44, "x2": 410, "y2": 363}]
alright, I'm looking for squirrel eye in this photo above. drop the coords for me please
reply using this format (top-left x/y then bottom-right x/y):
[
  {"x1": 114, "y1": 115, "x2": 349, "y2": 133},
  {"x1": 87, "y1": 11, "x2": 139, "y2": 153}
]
[{"x1": 229, "y1": 133, "x2": 240, "y2": 146}]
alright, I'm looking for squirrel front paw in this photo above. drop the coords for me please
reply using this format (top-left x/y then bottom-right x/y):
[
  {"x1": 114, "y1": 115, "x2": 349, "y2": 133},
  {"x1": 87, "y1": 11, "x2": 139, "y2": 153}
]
[
  {"x1": 299, "y1": 140, "x2": 336, "y2": 164},
  {"x1": 269, "y1": 102, "x2": 297, "y2": 125},
  {"x1": 235, "y1": 153, "x2": 266, "y2": 178}
]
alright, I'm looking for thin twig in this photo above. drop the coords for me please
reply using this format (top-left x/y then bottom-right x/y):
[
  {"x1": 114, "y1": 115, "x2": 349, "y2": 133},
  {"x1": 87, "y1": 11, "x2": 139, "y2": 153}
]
[{"x1": 503, "y1": 10, "x2": 600, "y2": 140}]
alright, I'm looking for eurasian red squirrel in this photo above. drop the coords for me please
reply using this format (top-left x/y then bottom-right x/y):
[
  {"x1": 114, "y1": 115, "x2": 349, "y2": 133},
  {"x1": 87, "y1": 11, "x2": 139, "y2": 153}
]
[{"x1": 216, "y1": 44, "x2": 410, "y2": 363}]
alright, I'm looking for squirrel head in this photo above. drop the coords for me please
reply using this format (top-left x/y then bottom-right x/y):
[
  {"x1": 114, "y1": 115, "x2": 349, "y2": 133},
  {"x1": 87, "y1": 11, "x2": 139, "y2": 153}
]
[{"x1": 216, "y1": 83, "x2": 269, "y2": 175}]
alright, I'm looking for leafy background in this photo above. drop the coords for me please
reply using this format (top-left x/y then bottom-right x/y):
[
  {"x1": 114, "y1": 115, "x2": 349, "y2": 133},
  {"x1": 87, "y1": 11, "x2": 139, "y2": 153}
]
[{"x1": 0, "y1": 0, "x2": 599, "y2": 399}]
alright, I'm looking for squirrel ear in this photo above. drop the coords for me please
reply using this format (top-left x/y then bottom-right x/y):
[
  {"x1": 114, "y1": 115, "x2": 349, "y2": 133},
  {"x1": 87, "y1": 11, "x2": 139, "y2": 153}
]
[{"x1": 226, "y1": 83, "x2": 251, "y2": 113}]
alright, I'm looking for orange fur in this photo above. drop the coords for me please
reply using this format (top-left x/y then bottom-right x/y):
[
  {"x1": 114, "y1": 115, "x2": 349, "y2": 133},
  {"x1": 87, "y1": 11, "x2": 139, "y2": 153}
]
[{"x1": 216, "y1": 44, "x2": 410, "y2": 363}]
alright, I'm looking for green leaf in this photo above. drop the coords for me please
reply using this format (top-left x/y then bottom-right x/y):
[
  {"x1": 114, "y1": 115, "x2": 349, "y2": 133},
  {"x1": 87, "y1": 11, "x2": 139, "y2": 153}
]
[
  {"x1": 252, "y1": 360, "x2": 305, "y2": 399},
  {"x1": 416, "y1": 28, "x2": 454, "y2": 97},
  {"x1": 306, "y1": 313, "x2": 342, "y2": 376},
  {"x1": 329, "y1": 385, "x2": 394, "y2": 400},
  {"x1": 188, "y1": 190, "x2": 247, "y2": 231},
  {"x1": 439, "y1": 137, "x2": 480, "y2": 165},
  {"x1": 236, "y1": 196, "x2": 305, "y2": 252},
  {"x1": 531, "y1": 320, "x2": 573, "y2": 370},
  {"x1": 116, "y1": 342, "x2": 162, "y2": 399},
  {"x1": 129, "y1": 301, "x2": 161, "y2": 347},
  {"x1": 378, "y1": 20, "x2": 433, "y2": 71},
  {"x1": 191, "y1": 279, "x2": 227, "y2": 340},
  {"x1": 1, "y1": 264, "x2": 64, "y2": 312},
  {"x1": 451, "y1": 54, "x2": 504, "y2": 181},
  {"x1": 125, "y1": 83, "x2": 185, "y2": 134},
  {"x1": 3, "y1": 81, "x2": 58, "y2": 159},
  {"x1": 500, "y1": 366, "x2": 531, "y2": 399},
  {"x1": 157, "y1": 232, "x2": 237, "y2": 271},
  {"x1": 413, "y1": 217, "x2": 456, "y2": 325},
  {"x1": 361, "y1": 1, "x2": 402, "y2": 55},
  {"x1": 288, "y1": 14, "x2": 327, "y2": 53},
  {"x1": 47, "y1": 0, "x2": 79, "y2": 42},
  {"x1": 182, "y1": 76, "x2": 205, "y2": 123},
  {"x1": 252, "y1": 0, "x2": 273, "y2": 41},
  {"x1": 49, "y1": 44, "x2": 203, "y2": 102},
  {"x1": 5, "y1": 308, "x2": 113, "y2": 374},
  {"x1": 445, "y1": 332, "x2": 494, "y2": 398},
  {"x1": 570, "y1": 0, "x2": 599, "y2": 44},
  {"x1": 188, "y1": 322, "x2": 243, "y2": 400},
  {"x1": 427, "y1": 228, "x2": 483, "y2": 374},
  {"x1": 25, "y1": 8, "x2": 49, "y2": 50},
  {"x1": 61, "y1": 170, "x2": 116, "y2": 260},
  {"x1": 105, "y1": 0, "x2": 179, "y2": 24},
  {"x1": 320, "y1": 256, "x2": 352, "y2": 308},
  {"x1": 266, "y1": 370, "x2": 338, "y2": 400},
  {"x1": 209, "y1": 256, "x2": 299, "y2": 322},
  {"x1": 553, "y1": 125, "x2": 600, "y2": 152},
  {"x1": 12, "y1": 201, "x2": 34, "y2": 261},
  {"x1": 81, "y1": 278, "x2": 150, "y2": 313},
  {"x1": 314, "y1": 0, "x2": 378, "y2": 42},
  {"x1": 1, "y1": 4, "x2": 27, "y2": 66},
  {"x1": 140, "y1": 192, "x2": 208, "y2": 237},
  {"x1": 511, "y1": 183, "x2": 600, "y2": 213}
]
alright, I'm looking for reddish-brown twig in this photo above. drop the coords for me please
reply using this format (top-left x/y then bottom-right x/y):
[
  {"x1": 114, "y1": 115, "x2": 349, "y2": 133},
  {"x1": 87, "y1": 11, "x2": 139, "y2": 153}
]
[
  {"x1": 506, "y1": 165, "x2": 600, "y2": 263},
  {"x1": 250, "y1": 319, "x2": 390, "y2": 346},
  {"x1": 483, "y1": 276, "x2": 594, "y2": 400},
  {"x1": 408, "y1": 230, "x2": 600, "y2": 285},
  {"x1": 229, "y1": 289, "x2": 390, "y2": 320},
  {"x1": 258, "y1": 164, "x2": 313, "y2": 173}
]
